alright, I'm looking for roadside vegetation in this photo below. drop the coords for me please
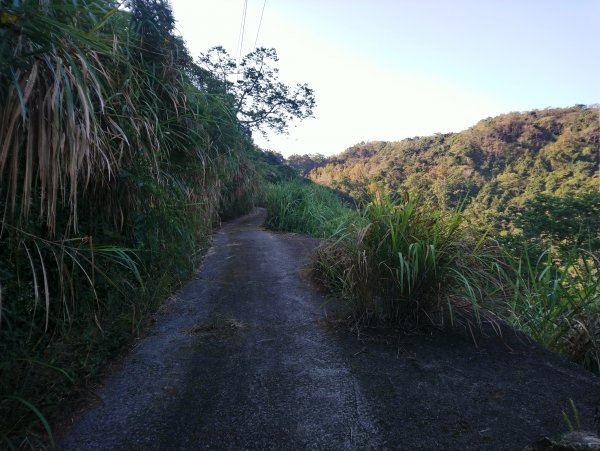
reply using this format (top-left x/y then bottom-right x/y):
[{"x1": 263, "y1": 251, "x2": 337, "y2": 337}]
[
  {"x1": 1, "y1": 0, "x2": 597, "y2": 447},
  {"x1": 0, "y1": 0, "x2": 311, "y2": 447},
  {"x1": 266, "y1": 176, "x2": 599, "y2": 375},
  {"x1": 274, "y1": 106, "x2": 599, "y2": 373},
  {"x1": 316, "y1": 190, "x2": 507, "y2": 328},
  {"x1": 503, "y1": 247, "x2": 599, "y2": 373},
  {"x1": 265, "y1": 180, "x2": 357, "y2": 238}
]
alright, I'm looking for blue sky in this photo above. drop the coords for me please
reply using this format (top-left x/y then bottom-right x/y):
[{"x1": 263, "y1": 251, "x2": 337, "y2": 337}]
[{"x1": 170, "y1": 0, "x2": 600, "y2": 156}]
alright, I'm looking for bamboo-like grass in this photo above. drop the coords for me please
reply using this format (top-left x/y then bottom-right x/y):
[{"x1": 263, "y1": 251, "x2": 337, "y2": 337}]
[
  {"x1": 0, "y1": 1, "x2": 136, "y2": 233},
  {"x1": 1, "y1": 0, "x2": 264, "y2": 446},
  {"x1": 504, "y1": 247, "x2": 600, "y2": 373},
  {"x1": 266, "y1": 180, "x2": 600, "y2": 373},
  {"x1": 316, "y1": 190, "x2": 508, "y2": 327}
]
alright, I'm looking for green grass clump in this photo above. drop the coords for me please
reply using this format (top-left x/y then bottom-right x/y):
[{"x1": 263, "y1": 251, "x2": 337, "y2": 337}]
[
  {"x1": 265, "y1": 179, "x2": 600, "y2": 374},
  {"x1": 503, "y1": 248, "x2": 599, "y2": 373},
  {"x1": 316, "y1": 190, "x2": 507, "y2": 327},
  {"x1": 265, "y1": 180, "x2": 357, "y2": 238}
]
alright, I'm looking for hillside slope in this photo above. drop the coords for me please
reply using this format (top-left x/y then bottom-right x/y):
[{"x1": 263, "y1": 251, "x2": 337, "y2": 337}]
[{"x1": 301, "y1": 105, "x2": 599, "y2": 230}]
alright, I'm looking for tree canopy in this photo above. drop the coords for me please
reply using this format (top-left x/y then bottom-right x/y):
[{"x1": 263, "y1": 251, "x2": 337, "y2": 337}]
[
  {"x1": 198, "y1": 46, "x2": 315, "y2": 137},
  {"x1": 298, "y1": 106, "x2": 599, "y2": 241},
  {"x1": 515, "y1": 192, "x2": 600, "y2": 251}
]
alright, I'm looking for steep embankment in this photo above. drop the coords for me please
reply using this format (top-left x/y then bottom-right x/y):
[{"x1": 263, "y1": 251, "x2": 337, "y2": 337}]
[
  {"x1": 299, "y1": 105, "x2": 599, "y2": 228},
  {"x1": 60, "y1": 209, "x2": 600, "y2": 450}
]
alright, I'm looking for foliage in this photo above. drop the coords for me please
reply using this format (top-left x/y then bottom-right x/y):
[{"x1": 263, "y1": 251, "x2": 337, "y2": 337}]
[
  {"x1": 265, "y1": 179, "x2": 356, "y2": 238},
  {"x1": 503, "y1": 247, "x2": 599, "y2": 373},
  {"x1": 0, "y1": 0, "x2": 297, "y2": 447},
  {"x1": 0, "y1": 0, "x2": 130, "y2": 233},
  {"x1": 197, "y1": 46, "x2": 316, "y2": 136},
  {"x1": 515, "y1": 192, "x2": 600, "y2": 252},
  {"x1": 315, "y1": 190, "x2": 507, "y2": 327},
  {"x1": 286, "y1": 153, "x2": 327, "y2": 176},
  {"x1": 304, "y1": 106, "x2": 599, "y2": 236}
]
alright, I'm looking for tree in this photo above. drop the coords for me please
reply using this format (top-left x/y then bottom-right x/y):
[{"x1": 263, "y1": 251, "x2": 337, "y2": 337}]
[
  {"x1": 287, "y1": 153, "x2": 326, "y2": 175},
  {"x1": 515, "y1": 193, "x2": 600, "y2": 251},
  {"x1": 197, "y1": 46, "x2": 315, "y2": 137}
]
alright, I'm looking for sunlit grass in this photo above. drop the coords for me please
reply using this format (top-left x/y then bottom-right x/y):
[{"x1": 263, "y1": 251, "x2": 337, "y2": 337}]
[
  {"x1": 503, "y1": 247, "x2": 599, "y2": 373},
  {"x1": 265, "y1": 179, "x2": 357, "y2": 238},
  {"x1": 316, "y1": 190, "x2": 507, "y2": 327},
  {"x1": 268, "y1": 182, "x2": 599, "y2": 373}
]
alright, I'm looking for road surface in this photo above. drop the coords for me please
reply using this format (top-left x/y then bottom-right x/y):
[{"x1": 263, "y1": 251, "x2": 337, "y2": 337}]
[{"x1": 60, "y1": 208, "x2": 600, "y2": 450}]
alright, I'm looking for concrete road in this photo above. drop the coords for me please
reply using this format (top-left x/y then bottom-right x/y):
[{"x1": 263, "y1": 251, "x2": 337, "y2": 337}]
[{"x1": 60, "y1": 208, "x2": 600, "y2": 450}]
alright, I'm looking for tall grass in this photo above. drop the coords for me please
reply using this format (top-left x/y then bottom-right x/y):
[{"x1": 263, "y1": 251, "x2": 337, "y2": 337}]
[
  {"x1": 0, "y1": 0, "x2": 264, "y2": 447},
  {"x1": 316, "y1": 190, "x2": 507, "y2": 327},
  {"x1": 504, "y1": 248, "x2": 599, "y2": 373},
  {"x1": 265, "y1": 179, "x2": 357, "y2": 238},
  {"x1": 0, "y1": 1, "x2": 137, "y2": 233}
]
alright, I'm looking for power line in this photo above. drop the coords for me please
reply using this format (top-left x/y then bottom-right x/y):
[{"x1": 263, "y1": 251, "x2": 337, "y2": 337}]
[
  {"x1": 237, "y1": 0, "x2": 248, "y2": 64},
  {"x1": 254, "y1": 0, "x2": 267, "y2": 48}
]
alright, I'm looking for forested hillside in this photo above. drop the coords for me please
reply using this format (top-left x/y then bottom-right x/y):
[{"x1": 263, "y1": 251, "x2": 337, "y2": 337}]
[
  {"x1": 269, "y1": 106, "x2": 599, "y2": 381},
  {"x1": 295, "y1": 106, "x2": 599, "y2": 240}
]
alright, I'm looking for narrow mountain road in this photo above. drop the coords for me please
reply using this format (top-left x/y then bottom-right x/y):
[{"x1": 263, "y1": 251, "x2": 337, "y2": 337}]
[{"x1": 60, "y1": 208, "x2": 600, "y2": 450}]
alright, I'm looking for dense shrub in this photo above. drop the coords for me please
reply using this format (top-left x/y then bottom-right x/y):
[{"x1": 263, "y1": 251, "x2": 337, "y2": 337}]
[{"x1": 0, "y1": 0, "x2": 264, "y2": 446}]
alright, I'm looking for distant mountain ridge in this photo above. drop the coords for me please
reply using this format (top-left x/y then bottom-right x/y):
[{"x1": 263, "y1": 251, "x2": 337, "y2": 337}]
[{"x1": 290, "y1": 105, "x2": 599, "y2": 229}]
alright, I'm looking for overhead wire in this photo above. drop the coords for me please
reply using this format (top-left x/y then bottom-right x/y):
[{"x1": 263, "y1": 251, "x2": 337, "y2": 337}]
[
  {"x1": 253, "y1": 0, "x2": 267, "y2": 48},
  {"x1": 236, "y1": 0, "x2": 249, "y2": 64}
]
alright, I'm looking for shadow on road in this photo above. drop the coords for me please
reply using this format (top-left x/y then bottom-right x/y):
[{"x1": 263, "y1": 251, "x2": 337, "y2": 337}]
[{"x1": 60, "y1": 208, "x2": 600, "y2": 450}]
